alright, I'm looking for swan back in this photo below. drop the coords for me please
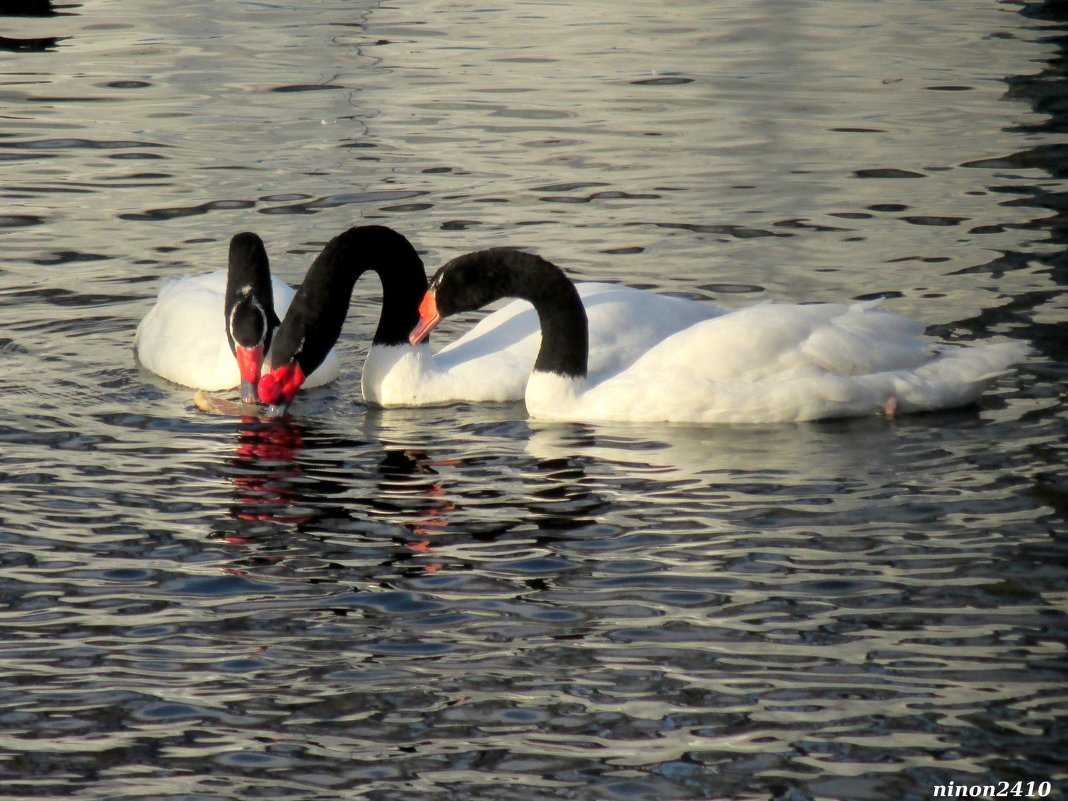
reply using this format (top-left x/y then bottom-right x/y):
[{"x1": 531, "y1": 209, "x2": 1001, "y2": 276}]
[
  {"x1": 527, "y1": 304, "x2": 1028, "y2": 423},
  {"x1": 136, "y1": 272, "x2": 241, "y2": 390}
]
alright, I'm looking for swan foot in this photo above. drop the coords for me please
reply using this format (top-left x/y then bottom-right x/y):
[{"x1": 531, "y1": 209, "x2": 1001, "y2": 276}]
[{"x1": 883, "y1": 396, "x2": 899, "y2": 418}]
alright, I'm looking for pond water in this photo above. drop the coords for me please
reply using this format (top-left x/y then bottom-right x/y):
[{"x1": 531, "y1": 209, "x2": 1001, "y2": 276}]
[{"x1": 1, "y1": 1, "x2": 1065, "y2": 799}]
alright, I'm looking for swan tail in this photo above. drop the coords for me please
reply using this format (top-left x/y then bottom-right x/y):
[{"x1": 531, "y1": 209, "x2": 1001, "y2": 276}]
[{"x1": 889, "y1": 340, "x2": 1029, "y2": 413}]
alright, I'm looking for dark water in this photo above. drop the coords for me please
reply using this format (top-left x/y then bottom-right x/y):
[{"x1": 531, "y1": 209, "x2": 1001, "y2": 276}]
[{"x1": 1, "y1": 1, "x2": 1066, "y2": 799}]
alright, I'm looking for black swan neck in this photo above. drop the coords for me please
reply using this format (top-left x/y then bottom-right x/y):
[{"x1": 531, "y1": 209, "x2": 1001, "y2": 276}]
[
  {"x1": 272, "y1": 225, "x2": 426, "y2": 371},
  {"x1": 303, "y1": 224, "x2": 426, "y2": 344},
  {"x1": 436, "y1": 248, "x2": 588, "y2": 378}
]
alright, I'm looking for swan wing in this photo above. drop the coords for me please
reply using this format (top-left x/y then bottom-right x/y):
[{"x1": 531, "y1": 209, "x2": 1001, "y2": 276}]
[{"x1": 533, "y1": 302, "x2": 1027, "y2": 423}]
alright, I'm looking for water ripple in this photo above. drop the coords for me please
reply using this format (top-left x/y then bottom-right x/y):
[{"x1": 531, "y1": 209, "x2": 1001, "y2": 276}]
[{"x1": 0, "y1": 1, "x2": 1064, "y2": 800}]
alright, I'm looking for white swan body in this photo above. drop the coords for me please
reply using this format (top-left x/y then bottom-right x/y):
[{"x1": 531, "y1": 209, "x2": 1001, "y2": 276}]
[
  {"x1": 525, "y1": 301, "x2": 1027, "y2": 424},
  {"x1": 412, "y1": 248, "x2": 1028, "y2": 425},
  {"x1": 362, "y1": 282, "x2": 724, "y2": 406},
  {"x1": 135, "y1": 271, "x2": 339, "y2": 391}
]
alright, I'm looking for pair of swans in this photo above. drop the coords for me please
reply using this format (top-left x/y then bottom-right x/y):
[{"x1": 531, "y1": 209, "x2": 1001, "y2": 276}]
[{"x1": 135, "y1": 224, "x2": 1025, "y2": 424}]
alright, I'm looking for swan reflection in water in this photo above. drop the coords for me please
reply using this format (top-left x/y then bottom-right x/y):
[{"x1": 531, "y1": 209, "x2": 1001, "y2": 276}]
[
  {"x1": 226, "y1": 415, "x2": 310, "y2": 528},
  {"x1": 0, "y1": 1, "x2": 70, "y2": 53},
  {"x1": 212, "y1": 412, "x2": 459, "y2": 574}
]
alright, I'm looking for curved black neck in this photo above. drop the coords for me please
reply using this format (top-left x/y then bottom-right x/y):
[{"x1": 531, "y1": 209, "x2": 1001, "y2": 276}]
[
  {"x1": 436, "y1": 248, "x2": 588, "y2": 378},
  {"x1": 272, "y1": 225, "x2": 427, "y2": 372}
]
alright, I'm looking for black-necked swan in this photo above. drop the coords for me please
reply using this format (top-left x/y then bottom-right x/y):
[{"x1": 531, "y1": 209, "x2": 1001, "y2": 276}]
[
  {"x1": 409, "y1": 248, "x2": 1029, "y2": 424},
  {"x1": 134, "y1": 232, "x2": 339, "y2": 401},
  {"x1": 256, "y1": 224, "x2": 724, "y2": 414}
]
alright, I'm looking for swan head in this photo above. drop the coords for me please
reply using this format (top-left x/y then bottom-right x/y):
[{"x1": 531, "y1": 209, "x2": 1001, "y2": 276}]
[
  {"x1": 228, "y1": 293, "x2": 270, "y2": 403},
  {"x1": 225, "y1": 232, "x2": 277, "y2": 403},
  {"x1": 257, "y1": 282, "x2": 323, "y2": 415},
  {"x1": 258, "y1": 295, "x2": 324, "y2": 415},
  {"x1": 409, "y1": 249, "x2": 522, "y2": 344},
  {"x1": 409, "y1": 248, "x2": 588, "y2": 379},
  {"x1": 258, "y1": 316, "x2": 311, "y2": 415}
]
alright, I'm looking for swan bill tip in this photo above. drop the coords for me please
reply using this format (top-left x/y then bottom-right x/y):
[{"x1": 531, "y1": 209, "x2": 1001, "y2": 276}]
[
  {"x1": 409, "y1": 290, "x2": 441, "y2": 345},
  {"x1": 263, "y1": 403, "x2": 291, "y2": 418},
  {"x1": 239, "y1": 378, "x2": 259, "y2": 404}
]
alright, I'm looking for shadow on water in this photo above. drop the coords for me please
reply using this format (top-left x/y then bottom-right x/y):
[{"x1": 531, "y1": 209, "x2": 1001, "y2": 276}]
[
  {"x1": 0, "y1": 0, "x2": 74, "y2": 17},
  {"x1": 958, "y1": 1, "x2": 1068, "y2": 363},
  {"x1": 0, "y1": 35, "x2": 65, "y2": 52},
  {"x1": 0, "y1": 0, "x2": 75, "y2": 51}
]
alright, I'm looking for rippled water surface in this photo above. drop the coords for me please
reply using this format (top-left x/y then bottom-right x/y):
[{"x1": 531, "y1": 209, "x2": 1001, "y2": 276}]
[{"x1": 2, "y1": 1, "x2": 1066, "y2": 799}]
